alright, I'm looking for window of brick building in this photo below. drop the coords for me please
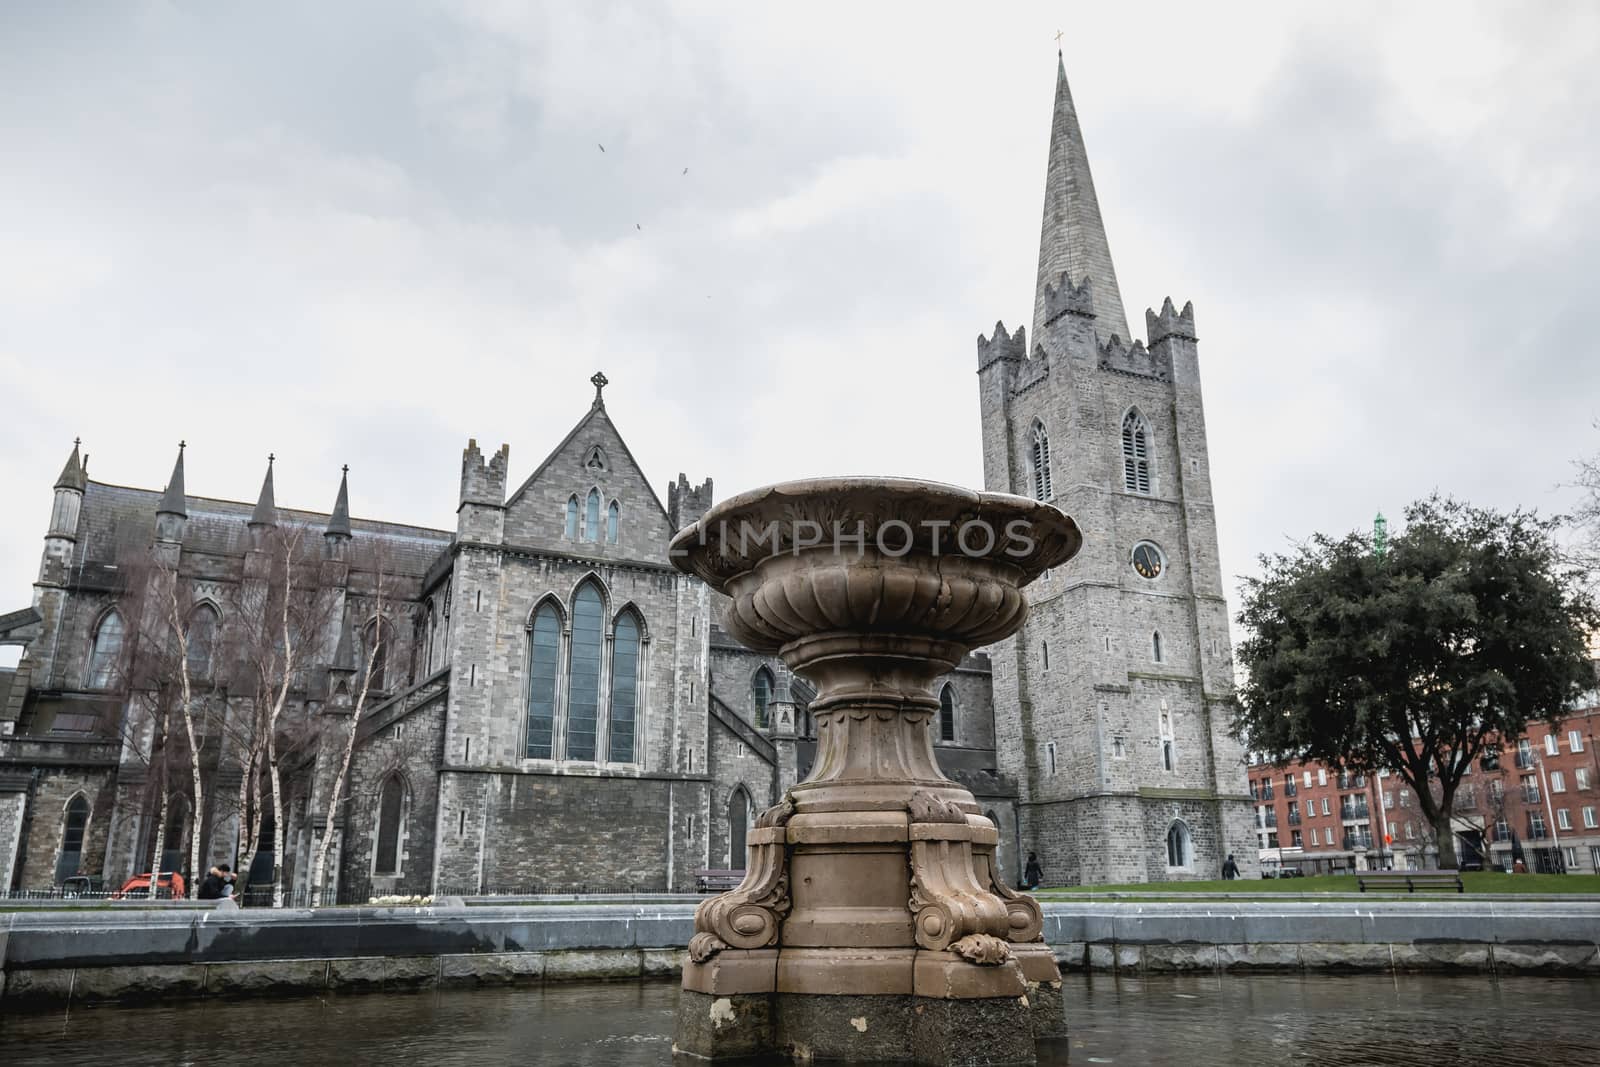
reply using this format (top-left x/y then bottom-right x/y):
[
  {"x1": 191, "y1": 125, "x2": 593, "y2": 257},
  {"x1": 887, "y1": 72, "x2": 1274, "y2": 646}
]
[
  {"x1": 1545, "y1": 733, "x2": 1560, "y2": 756},
  {"x1": 1584, "y1": 806, "x2": 1597, "y2": 830},
  {"x1": 1578, "y1": 768, "x2": 1591, "y2": 791},
  {"x1": 1551, "y1": 771, "x2": 1566, "y2": 793},
  {"x1": 1558, "y1": 809, "x2": 1572, "y2": 831},
  {"x1": 1569, "y1": 730, "x2": 1584, "y2": 754}
]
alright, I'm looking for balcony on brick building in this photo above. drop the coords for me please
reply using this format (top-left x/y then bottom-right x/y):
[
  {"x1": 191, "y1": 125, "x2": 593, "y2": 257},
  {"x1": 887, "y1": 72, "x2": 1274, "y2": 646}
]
[
  {"x1": 1344, "y1": 830, "x2": 1374, "y2": 850},
  {"x1": 1256, "y1": 810, "x2": 1278, "y2": 830}
]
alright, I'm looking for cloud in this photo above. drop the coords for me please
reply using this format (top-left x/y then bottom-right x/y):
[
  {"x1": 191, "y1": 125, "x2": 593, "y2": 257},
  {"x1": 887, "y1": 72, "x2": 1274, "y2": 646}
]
[{"x1": 1, "y1": 0, "x2": 1597, "y2": 651}]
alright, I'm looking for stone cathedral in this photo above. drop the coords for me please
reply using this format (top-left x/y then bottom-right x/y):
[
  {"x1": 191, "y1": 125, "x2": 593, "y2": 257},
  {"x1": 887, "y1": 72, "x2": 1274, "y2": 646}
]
[{"x1": 0, "y1": 58, "x2": 1254, "y2": 897}]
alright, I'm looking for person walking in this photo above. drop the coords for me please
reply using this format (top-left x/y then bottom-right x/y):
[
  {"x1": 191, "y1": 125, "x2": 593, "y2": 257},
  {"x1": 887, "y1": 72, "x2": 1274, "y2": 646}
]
[
  {"x1": 1221, "y1": 853, "x2": 1240, "y2": 880},
  {"x1": 1023, "y1": 852, "x2": 1044, "y2": 890}
]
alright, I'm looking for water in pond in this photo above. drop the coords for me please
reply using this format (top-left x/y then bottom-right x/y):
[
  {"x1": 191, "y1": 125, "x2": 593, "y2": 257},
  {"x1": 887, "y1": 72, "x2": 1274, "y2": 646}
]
[{"x1": 2, "y1": 973, "x2": 1596, "y2": 1065}]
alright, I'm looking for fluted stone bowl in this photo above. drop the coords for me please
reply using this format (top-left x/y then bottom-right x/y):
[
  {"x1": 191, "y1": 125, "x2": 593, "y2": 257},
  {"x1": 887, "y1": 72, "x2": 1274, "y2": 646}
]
[{"x1": 669, "y1": 478, "x2": 1081, "y2": 674}]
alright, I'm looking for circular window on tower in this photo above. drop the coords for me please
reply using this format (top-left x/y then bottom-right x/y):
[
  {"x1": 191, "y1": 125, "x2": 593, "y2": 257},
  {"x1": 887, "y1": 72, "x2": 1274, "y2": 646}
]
[{"x1": 1131, "y1": 541, "x2": 1165, "y2": 580}]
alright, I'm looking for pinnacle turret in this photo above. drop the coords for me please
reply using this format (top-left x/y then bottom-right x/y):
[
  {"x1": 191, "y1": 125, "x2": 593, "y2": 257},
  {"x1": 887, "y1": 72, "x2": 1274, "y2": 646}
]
[
  {"x1": 1033, "y1": 53, "x2": 1130, "y2": 345},
  {"x1": 156, "y1": 441, "x2": 188, "y2": 518},
  {"x1": 54, "y1": 439, "x2": 86, "y2": 492},
  {"x1": 249, "y1": 454, "x2": 278, "y2": 529},
  {"x1": 325, "y1": 465, "x2": 352, "y2": 541}
]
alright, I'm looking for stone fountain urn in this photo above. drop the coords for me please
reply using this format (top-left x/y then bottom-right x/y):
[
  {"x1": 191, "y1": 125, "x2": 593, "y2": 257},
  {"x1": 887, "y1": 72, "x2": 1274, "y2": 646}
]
[{"x1": 670, "y1": 477, "x2": 1081, "y2": 1066}]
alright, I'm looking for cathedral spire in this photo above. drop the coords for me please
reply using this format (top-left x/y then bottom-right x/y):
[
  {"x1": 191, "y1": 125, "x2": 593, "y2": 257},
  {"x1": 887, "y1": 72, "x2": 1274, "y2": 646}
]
[
  {"x1": 325, "y1": 465, "x2": 352, "y2": 542},
  {"x1": 157, "y1": 441, "x2": 188, "y2": 518},
  {"x1": 54, "y1": 438, "x2": 86, "y2": 492},
  {"x1": 1033, "y1": 53, "x2": 1130, "y2": 345},
  {"x1": 249, "y1": 454, "x2": 278, "y2": 529}
]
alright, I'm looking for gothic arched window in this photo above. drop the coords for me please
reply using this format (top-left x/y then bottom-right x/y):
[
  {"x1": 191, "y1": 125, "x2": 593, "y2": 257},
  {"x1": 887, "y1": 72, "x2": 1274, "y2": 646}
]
[
  {"x1": 374, "y1": 775, "x2": 406, "y2": 875},
  {"x1": 1030, "y1": 420, "x2": 1052, "y2": 501},
  {"x1": 86, "y1": 610, "x2": 123, "y2": 689},
  {"x1": 938, "y1": 683, "x2": 956, "y2": 743},
  {"x1": 1166, "y1": 820, "x2": 1191, "y2": 868},
  {"x1": 609, "y1": 611, "x2": 641, "y2": 763},
  {"x1": 1121, "y1": 409, "x2": 1152, "y2": 495},
  {"x1": 364, "y1": 619, "x2": 393, "y2": 691},
  {"x1": 606, "y1": 500, "x2": 620, "y2": 544},
  {"x1": 584, "y1": 489, "x2": 602, "y2": 543},
  {"x1": 525, "y1": 601, "x2": 561, "y2": 759},
  {"x1": 57, "y1": 794, "x2": 89, "y2": 884},
  {"x1": 753, "y1": 668, "x2": 773, "y2": 729},
  {"x1": 566, "y1": 580, "x2": 604, "y2": 760},
  {"x1": 186, "y1": 603, "x2": 219, "y2": 679},
  {"x1": 565, "y1": 495, "x2": 580, "y2": 539},
  {"x1": 728, "y1": 785, "x2": 751, "y2": 869}
]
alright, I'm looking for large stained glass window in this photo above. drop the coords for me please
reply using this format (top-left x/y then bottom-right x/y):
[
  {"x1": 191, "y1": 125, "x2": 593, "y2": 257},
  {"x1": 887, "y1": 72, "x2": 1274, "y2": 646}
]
[
  {"x1": 87, "y1": 610, "x2": 123, "y2": 688},
  {"x1": 526, "y1": 603, "x2": 560, "y2": 759},
  {"x1": 567, "y1": 582, "x2": 604, "y2": 760},
  {"x1": 609, "y1": 613, "x2": 640, "y2": 762}
]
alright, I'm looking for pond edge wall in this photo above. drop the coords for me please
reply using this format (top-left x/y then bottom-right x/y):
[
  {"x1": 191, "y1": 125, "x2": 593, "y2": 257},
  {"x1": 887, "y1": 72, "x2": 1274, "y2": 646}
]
[{"x1": 2, "y1": 900, "x2": 1596, "y2": 1006}]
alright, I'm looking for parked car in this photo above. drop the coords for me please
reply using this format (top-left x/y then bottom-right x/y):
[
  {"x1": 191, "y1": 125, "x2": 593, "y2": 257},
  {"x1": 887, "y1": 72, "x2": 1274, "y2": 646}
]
[{"x1": 112, "y1": 872, "x2": 187, "y2": 899}]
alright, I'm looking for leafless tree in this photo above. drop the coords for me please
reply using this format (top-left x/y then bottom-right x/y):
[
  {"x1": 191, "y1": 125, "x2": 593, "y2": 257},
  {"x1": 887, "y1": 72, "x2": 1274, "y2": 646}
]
[
  {"x1": 308, "y1": 538, "x2": 402, "y2": 907},
  {"x1": 230, "y1": 523, "x2": 338, "y2": 907}
]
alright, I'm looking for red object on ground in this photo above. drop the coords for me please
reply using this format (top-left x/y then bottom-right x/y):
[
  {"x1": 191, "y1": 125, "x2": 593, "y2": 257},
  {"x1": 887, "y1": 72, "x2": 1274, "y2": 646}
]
[{"x1": 112, "y1": 872, "x2": 187, "y2": 899}]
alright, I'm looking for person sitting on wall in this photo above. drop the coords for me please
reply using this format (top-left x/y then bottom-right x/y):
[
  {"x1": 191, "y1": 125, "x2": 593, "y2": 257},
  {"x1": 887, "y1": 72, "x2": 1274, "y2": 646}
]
[
  {"x1": 196, "y1": 865, "x2": 226, "y2": 900},
  {"x1": 1222, "y1": 854, "x2": 1240, "y2": 880}
]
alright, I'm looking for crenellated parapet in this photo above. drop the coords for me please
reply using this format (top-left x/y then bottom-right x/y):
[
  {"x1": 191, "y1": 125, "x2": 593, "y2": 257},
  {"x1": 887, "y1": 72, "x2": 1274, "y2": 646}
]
[
  {"x1": 667, "y1": 473, "x2": 714, "y2": 532},
  {"x1": 1011, "y1": 345, "x2": 1052, "y2": 396},
  {"x1": 459, "y1": 438, "x2": 509, "y2": 509},
  {"x1": 975, "y1": 320, "x2": 1025, "y2": 371},
  {"x1": 1039, "y1": 271, "x2": 1095, "y2": 329},
  {"x1": 1145, "y1": 296, "x2": 1197, "y2": 346},
  {"x1": 1097, "y1": 333, "x2": 1170, "y2": 381}
]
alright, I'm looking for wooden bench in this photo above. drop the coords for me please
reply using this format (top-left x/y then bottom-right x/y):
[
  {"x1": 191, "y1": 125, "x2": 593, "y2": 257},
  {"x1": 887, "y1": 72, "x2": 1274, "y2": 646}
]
[
  {"x1": 695, "y1": 869, "x2": 745, "y2": 893},
  {"x1": 1357, "y1": 870, "x2": 1463, "y2": 893}
]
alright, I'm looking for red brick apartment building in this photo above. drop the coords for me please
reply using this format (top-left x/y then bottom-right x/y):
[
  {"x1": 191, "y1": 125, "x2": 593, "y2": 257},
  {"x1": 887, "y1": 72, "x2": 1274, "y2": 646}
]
[{"x1": 1247, "y1": 705, "x2": 1600, "y2": 874}]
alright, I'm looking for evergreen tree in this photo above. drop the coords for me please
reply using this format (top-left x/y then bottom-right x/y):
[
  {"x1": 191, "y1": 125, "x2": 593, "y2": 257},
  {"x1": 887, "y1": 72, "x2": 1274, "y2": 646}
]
[{"x1": 1234, "y1": 496, "x2": 1597, "y2": 868}]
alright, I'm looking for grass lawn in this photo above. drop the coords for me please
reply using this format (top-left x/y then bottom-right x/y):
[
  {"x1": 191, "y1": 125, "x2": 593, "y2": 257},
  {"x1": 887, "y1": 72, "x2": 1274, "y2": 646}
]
[{"x1": 1033, "y1": 872, "x2": 1600, "y2": 898}]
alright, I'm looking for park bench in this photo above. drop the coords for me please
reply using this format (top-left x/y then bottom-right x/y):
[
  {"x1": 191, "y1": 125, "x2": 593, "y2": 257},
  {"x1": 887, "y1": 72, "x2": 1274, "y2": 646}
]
[
  {"x1": 695, "y1": 869, "x2": 745, "y2": 893},
  {"x1": 1357, "y1": 870, "x2": 1463, "y2": 893}
]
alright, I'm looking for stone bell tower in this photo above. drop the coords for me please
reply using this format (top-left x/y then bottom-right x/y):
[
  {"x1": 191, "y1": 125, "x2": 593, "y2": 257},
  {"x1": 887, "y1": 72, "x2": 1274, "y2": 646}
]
[{"x1": 977, "y1": 54, "x2": 1257, "y2": 885}]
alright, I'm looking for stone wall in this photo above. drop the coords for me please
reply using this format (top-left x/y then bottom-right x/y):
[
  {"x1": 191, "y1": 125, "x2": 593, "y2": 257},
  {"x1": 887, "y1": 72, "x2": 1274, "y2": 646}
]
[
  {"x1": 13, "y1": 767, "x2": 118, "y2": 889},
  {"x1": 337, "y1": 693, "x2": 448, "y2": 902},
  {"x1": 4, "y1": 899, "x2": 1597, "y2": 1007},
  {"x1": 462, "y1": 771, "x2": 707, "y2": 892}
]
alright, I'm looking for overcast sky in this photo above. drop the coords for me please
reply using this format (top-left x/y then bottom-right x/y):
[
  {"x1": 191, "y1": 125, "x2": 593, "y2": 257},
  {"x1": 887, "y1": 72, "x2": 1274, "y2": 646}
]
[{"x1": 4, "y1": 1, "x2": 1599, "y2": 648}]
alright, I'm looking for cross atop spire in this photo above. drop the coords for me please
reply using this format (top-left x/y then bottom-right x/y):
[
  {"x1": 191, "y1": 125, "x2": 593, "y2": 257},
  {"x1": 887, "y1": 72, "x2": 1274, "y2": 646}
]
[
  {"x1": 1032, "y1": 54, "x2": 1130, "y2": 345},
  {"x1": 590, "y1": 370, "x2": 609, "y2": 410}
]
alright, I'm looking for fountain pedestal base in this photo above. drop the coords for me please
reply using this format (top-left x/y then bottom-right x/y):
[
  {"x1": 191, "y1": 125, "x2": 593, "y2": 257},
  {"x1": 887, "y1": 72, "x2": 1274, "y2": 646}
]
[{"x1": 674, "y1": 988, "x2": 1047, "y2": 1066}]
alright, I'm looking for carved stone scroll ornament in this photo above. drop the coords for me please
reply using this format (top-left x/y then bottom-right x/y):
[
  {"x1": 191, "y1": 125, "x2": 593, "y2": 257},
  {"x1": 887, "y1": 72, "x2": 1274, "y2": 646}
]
[
  {"x1": 972, "y1": 824, "x2": 1044, "y2": 944},
  {"x1": 906, "y1": 792, "x2": 1012, "y2": 962},
  {"x1": 689, "y1": 796, "x2": 795, "y2": 961}
]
